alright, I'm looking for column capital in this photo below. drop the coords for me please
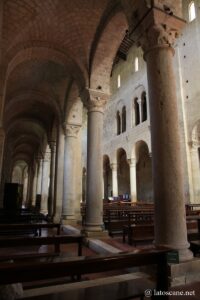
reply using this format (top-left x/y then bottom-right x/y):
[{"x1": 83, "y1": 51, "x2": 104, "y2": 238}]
[
  {"x1": 128, "y1": 158, "x2": 136, "y2": 167},
  {"x1": 84, "y1": 89, "x2": 109, "y2": 113},
  {"x1": 48, "y1": 140, "x2": 56, "y2": 152},
  {"x1": 189, "y1": 140, "x2": 200, "y2": 151},
  {"x1": 44, "y1": 152, "x2": 51, "y2": 162},
  {"x1": 110, "y1": 162, "x2": 118, "y2": 171},
  {"x1": 63, "y1": 123, "x2": 81, "y2": 138},
  {"x1": 130, "y1": 8, "x2": 185, "y2": 55}
]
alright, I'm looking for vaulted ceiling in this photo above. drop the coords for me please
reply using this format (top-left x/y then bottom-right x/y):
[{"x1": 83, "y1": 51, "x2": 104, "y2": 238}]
[{"x1": 1, "y1": 0, "x2": 128, "y2": 166}]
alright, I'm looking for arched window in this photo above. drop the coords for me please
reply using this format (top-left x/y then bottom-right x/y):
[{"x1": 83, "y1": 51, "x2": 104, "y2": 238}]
[
  {"x1": 189, "y1": 1, "x2": 196, "y2": 22},
  {"x1": 141, "y1": 92, "x2": 147, "y2": 122},
  {"x1": 116, "y1": 111, "x2": 121, "y2": 135},
  {"x1": 134, "y1": 98, "x2": 140, "y2": 126},
  {"x1": 117, "y1": 74, "x2": 121, "y2": 88},
  {"x1": 122, "y1": 106, "x2": 126, "y2": 133},
  {"x1": 134, "y1": 57, "x2": 139, "y2": 72}
]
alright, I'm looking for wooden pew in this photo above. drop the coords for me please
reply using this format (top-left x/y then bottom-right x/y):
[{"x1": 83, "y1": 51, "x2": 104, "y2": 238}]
[
  {"x1": 0, "y1": 248, "x2": 171, "y2": 300},
  {"x1": 0, "y1": 235, "x2": 83, "y2": 260},
  {"x1": 106, "y1": 211, "x2": 154, "y2": 237},
  {"x1": 0, "y1": 209, "x2": 45, "y2": 224},
  {"x1": 123, "y1": 224, "x2": 154, "y2": 246},
  {"x1": 0, "y1": 222, "x2": 61, "y2": 237},
  {"x1": 189, "y1": 218, "x2": 200, "y2": 255}
]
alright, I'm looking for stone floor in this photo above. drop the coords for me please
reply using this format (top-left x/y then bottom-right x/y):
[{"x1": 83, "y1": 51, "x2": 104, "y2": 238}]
[{"x1": 1, "y1": 226, "x2": 200, "y2": 299}]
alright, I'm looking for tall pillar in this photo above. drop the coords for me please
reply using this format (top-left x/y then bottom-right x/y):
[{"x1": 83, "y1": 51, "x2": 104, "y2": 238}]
[
  {"x1": 62, "y1": 123, "x2": 81, "y2": 221},
  {"x1": 36, "y1": 159, "x2": 42, "y2": 195},
  {"x1": 190, "y1": 143, "x2": 200, "y2": 203},
  {"x1": 27, "y1": 166, "x2": 35, "y2": 207},
  {"x1": 32, "y1": 164, "x2": 38, "y2": 206},
  {"x1": 110, "y1": 163, "x2": 118, "y2": 198},
  {"x1": 53, "y1": 125, "x2": 65, "y2": 223},
  {"x1": 84, "y1": 89, "x2": 108, "y2": 233},
  {"x1": 128, "y1": 158, "x2": 137, "y2": 203},
  {"x1": 40, "y1": 153, "x2": 50, "y2": 214},
  {"x1": 132, "y1": 8, "x2": 192, "y2": 260},
  {"x1": 48, "y1": 141, "x2": 56, "y2": 217}
]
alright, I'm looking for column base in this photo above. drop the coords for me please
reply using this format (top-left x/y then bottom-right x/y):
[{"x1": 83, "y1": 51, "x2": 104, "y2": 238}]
[
  {"x1": 178, "y1": 248, "x2": 193, "y2": 262},
  {"x1": 82, "y1": 228, "x2": 109, "y2": 239},
  {"x1": 168, "y1": 257, "x2": 200, "y2": 287},
  {"x1": 156, "y1": 243, "x2": 193, "y2": 262},
  {"x1": 62, "y1": 215, "x2": 75, "y2": 220},
  {"x1": 82, "y1": 222, "x2": 108, "y2": 238},
  {"x1": 40, "y1": 209, "x2": 48, "y2": 215},
  {"x1": 53, "y1": 214, "x2": 62, "y2": 223}
]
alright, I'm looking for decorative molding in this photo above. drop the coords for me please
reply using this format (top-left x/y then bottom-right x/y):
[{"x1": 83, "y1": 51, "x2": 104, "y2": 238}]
[
  {"x1": 63, "y1": 123, "x2": 81, "y2": 138},
  {"x1": 130, "y1": 8, "x2": 185, "y2": 55},
  {"x1": 48, "y1": 141, "x2": 56, "y2": 153},
  {"x1": 140, "y1": 23, "x2": 179, "y2": 54},
  {"x1": 189, "y1": 140, "x2": 200, "y2": 150},
  {"x1": 110, "y1": 163, "x2": 118, "y2": 171},
  {"x1": 127, "y1": 158, "x2": 136, "y2": 167},
  {"x1": 44, "y1": 152, "x2": 51, "y2": 161},
  {"x1": 84, "y1": 89, "x2": 109, "y2": 113}
]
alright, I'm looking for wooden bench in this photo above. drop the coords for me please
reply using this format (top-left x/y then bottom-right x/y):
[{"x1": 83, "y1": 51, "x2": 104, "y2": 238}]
[
  {"x1": 0, "y1": 210, "x2": 45, "y2": 224},
  {"x1": 0, "y1": 235, "x2": 83, "y2": 260},
  {"x1": 0, "y1": 248, "x2": 171, "y2": 300},
  {"x1": 106, "y1": 212, "x2": 154, "y2": 237},
  {"x1": 0, "y1": 222, "x2": 61, "y2": 237},
  {"x1": 123, "y1": 224, "x2": 154, "y2": 246}
]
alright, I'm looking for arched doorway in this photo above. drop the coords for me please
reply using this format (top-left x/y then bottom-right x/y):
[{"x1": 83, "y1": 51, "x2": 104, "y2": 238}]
[
  {"x1": 103, "y1": 155, "x2": 112, "y2": 199},
  {"x1": 136, "y1": 141, "x2": 153, "y2": 202},
  {"x1": 117, "y1": 148, "x2": 130, "y2": 199}
]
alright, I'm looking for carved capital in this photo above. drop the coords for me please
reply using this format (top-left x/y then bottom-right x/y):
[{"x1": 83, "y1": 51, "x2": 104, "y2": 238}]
[
  {"x1": 140, "y1": 23, "x2": 181, "y2": 55},
  {"x1": 110, "y1": 163, "x2": 118, "y2": 171},
  {"x1": 63, "y1": 123, "x2": 81, "y2": 138},
  {"x1": 130, "y1": 8, "x2": 185, "y2": 54},
  {"x1": 189, "y1": 140, "x2": 200, "y2": 150},
  {"x1": 86, "y1": 89, "x2": 109, "y2": 113},
  {"x1": 49, "y1": 141, "x2": 56, "y2": 153},
  {"x1": 44, "y1": 152, "x2": 51, "y2": 161},
  {"x1": 128, "y1": 158, "x2": 136, "y2": 167}
]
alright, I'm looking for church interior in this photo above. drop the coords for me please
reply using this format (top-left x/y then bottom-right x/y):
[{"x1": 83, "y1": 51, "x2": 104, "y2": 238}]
[{"x1": 0, "y1": 0, "x2": 200, "y2": 299}]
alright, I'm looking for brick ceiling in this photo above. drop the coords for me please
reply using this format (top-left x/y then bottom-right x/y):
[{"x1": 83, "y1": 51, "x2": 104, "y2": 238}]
[{"x1": 1, "y1": 0, "x2": 128, "y2": 164}]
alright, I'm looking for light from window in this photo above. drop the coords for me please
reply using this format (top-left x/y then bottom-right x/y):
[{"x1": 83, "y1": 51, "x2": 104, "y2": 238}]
[
  {"x1": 141, "y1": 92, "x2": 147, "y2": 122},
  {"x1": 189, "y1": 1, "x2": 196, "y2": 22},
  {"x1": 122, "y1": 106, "x2": 126, "y2": 133},
  {"x1": 117, "y1": 74, "x2": 121, "y2": 88},
  {"x1": 117, "y1": 111, "x2": 121, "y2": 135},
  {"x1": 134, "y1": 57, "x2": 139, "y2": 72},
  {"x1": 134, "y1": 98, "x2": 140, "y2": 126}
]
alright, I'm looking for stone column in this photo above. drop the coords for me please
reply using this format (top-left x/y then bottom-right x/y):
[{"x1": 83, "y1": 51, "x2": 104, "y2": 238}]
[
  {"x1": 31, "y1": 165, "x2": 38, "y2": 206},
  {"x1": 62, "y1": 123, "x2": 81, "y2": 221},
  {"x1": 53, "y1": 125, "x2": 65, "y2": 223},
  {"x1": 84, "y1": 89, "x2": 108, "y2": 233},
  {"x1": 128, "y1": 158, "x2": 137, "y2": 203},
  {"x1": 48, "y1": 141, "x2": 56, "y2": 217},
  {"x1": 110, "y1": 163, "x2": 118, "y2": 198},
  {"x1": 26, "y1": 167, "x2": 32, "y2": 207},
  {"x1": 190, "y1": 142, "x2": 200, "y2": 203},
  {"x1": 132, "y1": 8, "x2": 192, "y2": 260},
  {"x1": 36, "y1": 159, "x2": 42, "y2": 195},
  {"x1": 40, "y1": 153, "x2": 50, "y2": 214}
]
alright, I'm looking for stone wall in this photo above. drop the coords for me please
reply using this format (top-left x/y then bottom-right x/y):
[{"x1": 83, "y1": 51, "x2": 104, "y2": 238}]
[{"x1": 103, "y1": 0, "x2": 200, "y2": 203}]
